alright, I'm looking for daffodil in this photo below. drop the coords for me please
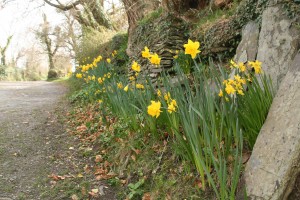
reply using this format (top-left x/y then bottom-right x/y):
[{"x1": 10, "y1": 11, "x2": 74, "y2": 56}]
[
  {"x1": 157, "y1": 89, "x2": 161, "y2": 97},
  {"x1": 117, "y1": 83, "x2": 123, "y2": 89},
  {"x1": 149, "y1": 53, "x2": 161, "y2": 65},
  {"x1": 168, "y1": 103, "x2": 176, "y2": 113},
  {"x1": 183, "y1": 39, "x2": 201, "y2": 59},
  {"x1": 238, "y1": 62, "x2": 246, "y2": 72},
  {"x1": 142, "y1": 46, "x2": 151, "y2": 58},
  {"x1": 248, "y1": 60, "x2": 262, "y2": 74},
  {"x1": 98, "y1": 77, "x2": 104, "y2": 84},
  {"x1": 218, "y1": 89, "x2": 223, "y2": 97},
  {"x1": 167, "y1": 99, "x2": 177, "y2": 114},
  {"x1": 131, "y1": 61, "x2": 141, "y2": 72},
  {"x1": 237, "y1": 89, "x2": 244, "y2": 95},
  {"x1": 136, "y1": 84, "x2": 144, "y2": 89},
  {"x1": 225, "y1": 84, "x2": 236, "y2": 95},
  {"x1": 164, "y1": 92, "x2": 171, "y2": 102},
  {"x1": 76, "y1": 73, "x2": 83, "y2": 78},
  {"x1": 170, "y1": 99, "x2": 177, "y2": 107},
  {"x1": 129, "y1": 76, "x2": 135, "y2": 81},
  {"x1": 124, "y1": 84, "x2": 129, "y2": 92},
  {"x1": 230, "y1": 60, "x2": 238, "y2": 69},
  {"x1": 147, "y1": 101, "x2": 162, "y2": 118},
  {"x1": 106, "y1": 58, "x2": 111, "y2": 63}
]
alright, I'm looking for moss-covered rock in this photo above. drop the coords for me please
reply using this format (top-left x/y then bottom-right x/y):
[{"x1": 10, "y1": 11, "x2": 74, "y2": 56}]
[{"x1": 195, "y1": 0, "x2": 269, "y2": 60}]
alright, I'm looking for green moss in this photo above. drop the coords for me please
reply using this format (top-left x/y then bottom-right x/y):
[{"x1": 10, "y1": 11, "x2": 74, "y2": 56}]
[{"x1": 138, "y1": 7, "x2": 163, "y2": 26}]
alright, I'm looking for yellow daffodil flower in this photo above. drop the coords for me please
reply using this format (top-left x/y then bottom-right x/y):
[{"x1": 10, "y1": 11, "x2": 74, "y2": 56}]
[
  {"x1": 168, "y1": 103, "x2": 176, "y2": 113},
  {"x1": 76, "y1": 73, "x2": 82, "y2": 78},
  {"x1": 183, "y1": 39, "x2": 201, "y2": 59},
  {"x1": 147, "y1": 101, "x2": 162, "y2": 118},
  {"x1": 117, "y1": 83, "x2": 123, "y2": 89},
  {"x1": 131, "y1": 61, "x2": 141, "y2": 72},
  {"x1": 164, "y1": 92, "x2": 171, "y2": 102},
  {"x1": 238, "y1": 62, "x2": 246, "y2": 72},
  {"x1": 218, "y1": 89, "x2": 223, "y2": 97},
  {"x1": 136, "y1": 84, "x2": 144, "y2": 89},
  {"x1": 142, "y1": 46, "x2": 151, "y2": 58},
  {"x1": 248, "y1": 60, "x2": 262, "y2": 74},
  {"x1": 157, "y1": 89, "x2": 161, "y2": 97},
  {"x1": 149, "y1": 53, "x2": 161, "y2": 65},
  {"x1": 124, "y1": 84, "x2": 129, "y2": 92},
  {"x1": 225, "y1": 84, "x2": 236, "y2": 95}
]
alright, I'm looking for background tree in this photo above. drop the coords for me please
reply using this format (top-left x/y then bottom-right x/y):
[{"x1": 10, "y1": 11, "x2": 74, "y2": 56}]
[
  {"x1": 23, "y1": 45, "x2": 47, "y2": 81},
  {"x1": 61, "y1": 10, "x2": 81, "y2": 60},
  {"x1": 43, "y1": 0, "x2": 114, "y2": 31},
  {"x1": 37, "y1": 14, "x2": 65, "y2": 78},
  {"x1": 0, "y1": 35, "x2": 13, "y2": 66}
]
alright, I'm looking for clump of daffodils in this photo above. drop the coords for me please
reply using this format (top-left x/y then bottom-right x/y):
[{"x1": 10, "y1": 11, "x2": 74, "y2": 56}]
[
  {"x1": 219, "y1": 60, "x2": 263, "y2": 99},
  {"x1": 147, "y1": 91, "x2": 178, "y2": 118},
  {"x1": 141, "y1": 46, "x2": 161, "y2": 65}
]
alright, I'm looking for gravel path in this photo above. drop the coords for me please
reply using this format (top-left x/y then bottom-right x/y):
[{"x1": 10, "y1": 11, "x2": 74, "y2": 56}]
[{"x1": 0, "y1": 81, "x2": 67, "y2": 200}]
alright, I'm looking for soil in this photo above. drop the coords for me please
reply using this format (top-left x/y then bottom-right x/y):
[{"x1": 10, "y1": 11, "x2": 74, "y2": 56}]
[{"x1": 0, "y1": 81, "x2": 116, "y2": 200}]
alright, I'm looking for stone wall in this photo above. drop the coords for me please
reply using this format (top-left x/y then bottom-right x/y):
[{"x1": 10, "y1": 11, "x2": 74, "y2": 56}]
[{"x1": 127, "y1": 13, "x2": 188, "y2": 84}]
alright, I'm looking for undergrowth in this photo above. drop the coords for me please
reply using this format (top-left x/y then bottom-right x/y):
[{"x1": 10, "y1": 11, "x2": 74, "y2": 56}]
[{"x1": 66, "y1": 36, "x2": 274, "y2": 199}]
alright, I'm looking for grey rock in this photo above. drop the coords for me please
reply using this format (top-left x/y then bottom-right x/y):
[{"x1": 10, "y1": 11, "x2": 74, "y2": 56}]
[
  {"x1": 245, "y1": 52, "x2": 300, "y2": 200},
  {"x1": 234, "y1": 21, "x2": 260, "y2": 63},
  {"x1": 256, "y1": 6, "x2": 300, "y2": 89}
]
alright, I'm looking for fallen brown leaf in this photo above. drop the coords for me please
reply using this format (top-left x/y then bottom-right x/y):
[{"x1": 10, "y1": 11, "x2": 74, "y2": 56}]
[
  {"x1": 142, "y1": 192, "x2": 152, "y2": 200},
  {"x1": 95, "y1": 155, "x2": 103, "y2": 163}
]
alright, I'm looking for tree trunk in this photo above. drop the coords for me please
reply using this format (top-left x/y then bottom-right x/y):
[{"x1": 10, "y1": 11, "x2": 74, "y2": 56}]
[
  {"x1": 42, "y1": 14, "x2": 54, "y2": 70},
  {"x1": 121, "y1": 0, "x2": 160, "y2": 56},
  {"x1": 0, "y1": 35, "x2": 13, "y2": 66}
]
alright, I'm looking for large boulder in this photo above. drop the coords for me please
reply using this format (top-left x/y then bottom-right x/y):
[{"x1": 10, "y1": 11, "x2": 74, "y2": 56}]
[
  {"x1": 256, "y1": 5, "x2": 300, "y2": 88},
  {"x1": 234, "y1": 21, "x2": 260, "y2": 63},
  {"x1": 245, "y1": 51, "x2": 300, "y2": 200}
]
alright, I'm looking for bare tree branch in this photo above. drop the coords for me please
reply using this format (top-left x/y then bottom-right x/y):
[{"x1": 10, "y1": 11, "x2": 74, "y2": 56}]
[{"x1": 43, "y1": 0, "x2": 81, "y2": 11}]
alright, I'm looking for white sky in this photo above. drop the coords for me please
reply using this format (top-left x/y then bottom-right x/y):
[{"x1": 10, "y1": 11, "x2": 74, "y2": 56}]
[
  {"x1": 0, "y1": 0, "x2": 66, "y2": 62},
  {"x1": 0, "y1": 0, "x2": 121, "y2": 67}
]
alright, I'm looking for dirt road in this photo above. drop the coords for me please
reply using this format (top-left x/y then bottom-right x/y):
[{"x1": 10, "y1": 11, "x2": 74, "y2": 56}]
[{"x1": 0, "y1": 81, "x2": 67, "y2": 199}]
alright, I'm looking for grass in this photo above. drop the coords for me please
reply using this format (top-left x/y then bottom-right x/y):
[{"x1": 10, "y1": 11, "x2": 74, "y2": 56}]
[{"x1": 47, "y1": 77, "x2": 69, "y2": 82}]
